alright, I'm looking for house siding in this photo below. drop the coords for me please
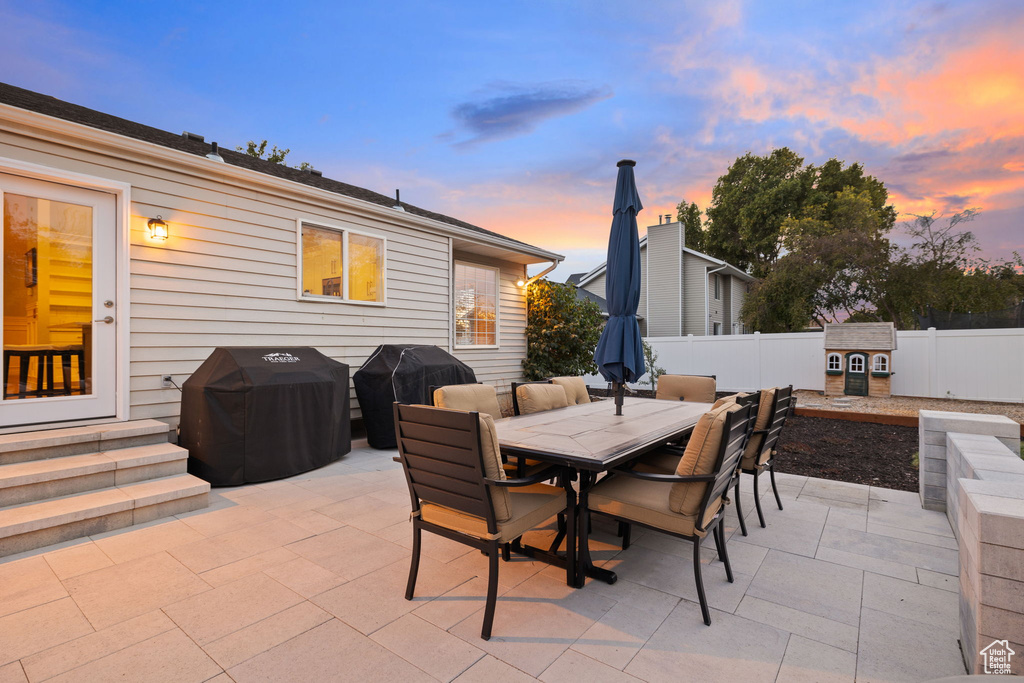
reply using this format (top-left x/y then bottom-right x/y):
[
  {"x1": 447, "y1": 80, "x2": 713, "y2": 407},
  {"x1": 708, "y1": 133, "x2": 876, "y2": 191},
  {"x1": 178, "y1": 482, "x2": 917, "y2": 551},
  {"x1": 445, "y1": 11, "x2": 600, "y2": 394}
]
[
  {"x1": 645, "y1": 223, "x2": 682, "y2": 336},
  {"x1": 730, "y1": 277, "x2": 746, "y2": 334},
  {"x1": 0, "y1": 122, "x2": 529, "y2": 428},
  {"x1": 682, "y1": 251, "x2": 714, "y2": 336}
]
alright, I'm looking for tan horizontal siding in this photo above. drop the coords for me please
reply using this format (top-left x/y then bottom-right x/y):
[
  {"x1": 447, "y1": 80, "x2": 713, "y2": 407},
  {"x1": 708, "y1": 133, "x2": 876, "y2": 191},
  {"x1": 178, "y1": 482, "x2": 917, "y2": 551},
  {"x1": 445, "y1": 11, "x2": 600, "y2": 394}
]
[{"x1": 1, "y1": 122, "x2": 538, "y2": 431}]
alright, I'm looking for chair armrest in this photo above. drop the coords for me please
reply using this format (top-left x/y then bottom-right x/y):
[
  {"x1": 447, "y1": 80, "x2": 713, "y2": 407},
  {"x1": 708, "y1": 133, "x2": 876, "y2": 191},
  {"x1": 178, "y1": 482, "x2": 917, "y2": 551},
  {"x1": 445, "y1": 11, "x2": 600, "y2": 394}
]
[
  {"x1": 486, "y1": 470, "x2": 558, "y2": 487},
  {"x1": 392, "y1": 456, "x2": 402, "y2": 463},
  {"x1": 750, "y1": 429, "x2": 769, "y2": 436},
  {"x1": 610, "y1": 469, "x2": 715, "y2": 483}
]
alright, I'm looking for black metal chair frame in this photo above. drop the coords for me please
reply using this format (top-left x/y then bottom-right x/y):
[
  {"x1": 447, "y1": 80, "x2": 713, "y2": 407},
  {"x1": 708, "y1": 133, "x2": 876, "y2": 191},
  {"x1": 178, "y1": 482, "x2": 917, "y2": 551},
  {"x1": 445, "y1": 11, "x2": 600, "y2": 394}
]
[
  {"x1": 509, "y1": 379, "x2": 554, "y2": 416},
  {"x1": 735, "y1": 385, "x2": 793, "y2": 534},
  {"x1": 394, "y1": 402, "x2": 575, "y2": 640},
  {"x1": 585, "y1": 403, "x2": 753, "y2": 625}
]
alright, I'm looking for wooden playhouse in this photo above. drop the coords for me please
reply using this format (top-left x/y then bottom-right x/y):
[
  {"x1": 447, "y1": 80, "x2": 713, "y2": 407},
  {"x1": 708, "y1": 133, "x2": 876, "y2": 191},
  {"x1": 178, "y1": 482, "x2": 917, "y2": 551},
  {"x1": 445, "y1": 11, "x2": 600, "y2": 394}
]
[{"x1": 823, "y1": 322, "x2": 897, "y2": 397}]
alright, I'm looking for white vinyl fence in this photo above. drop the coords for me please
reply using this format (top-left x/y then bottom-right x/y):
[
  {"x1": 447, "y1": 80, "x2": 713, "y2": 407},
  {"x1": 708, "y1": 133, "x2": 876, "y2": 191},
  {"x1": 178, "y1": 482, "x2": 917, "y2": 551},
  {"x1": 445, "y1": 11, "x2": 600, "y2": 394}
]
[{"x1": 588, "y1": 328, "x2": 1024, "y2": 403}]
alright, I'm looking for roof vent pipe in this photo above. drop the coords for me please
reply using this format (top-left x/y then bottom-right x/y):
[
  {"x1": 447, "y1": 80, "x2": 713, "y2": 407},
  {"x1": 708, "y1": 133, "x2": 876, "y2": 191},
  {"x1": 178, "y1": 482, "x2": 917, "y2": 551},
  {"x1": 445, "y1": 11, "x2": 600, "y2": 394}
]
[
  {"x1": 393, "y1": 189, "x2": 405, "y2": 211},
  {"x1": 206, "y1": 142, "x2": 224, "y2": 162},
  {"x1": 182, "y1": 131, "x2": 205, "y2": 143}
]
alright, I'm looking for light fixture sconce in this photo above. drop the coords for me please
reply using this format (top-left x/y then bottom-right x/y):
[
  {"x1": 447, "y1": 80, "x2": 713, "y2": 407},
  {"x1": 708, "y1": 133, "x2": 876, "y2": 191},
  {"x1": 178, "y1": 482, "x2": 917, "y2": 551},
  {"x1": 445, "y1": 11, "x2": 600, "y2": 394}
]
[
  {"x1": 147, "y1": 216, "x2": 169, "y2": 241},
  {"x1": 516, "y1": 278, "x2": 526, "y2": 287}
]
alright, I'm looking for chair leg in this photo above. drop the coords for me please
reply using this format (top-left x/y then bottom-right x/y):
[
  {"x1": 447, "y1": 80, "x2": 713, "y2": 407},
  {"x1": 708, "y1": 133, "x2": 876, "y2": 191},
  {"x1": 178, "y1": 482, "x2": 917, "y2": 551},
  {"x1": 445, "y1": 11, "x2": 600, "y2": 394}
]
[
  {"x1": 735, "y1": 480, "x2": 748, "y2": 537},
  {"x1": 481, "y1": 542, "x2": 500, "y2": 640},
  {"x1": 716, "y1": 521, "x2": 734, "y2": 583},
  {"x1": 502, "y1": 542, "x2": 511, "y2": 562},
  {"x1": 405, "y1": 524, "x2": 422, "y2": 600},
  {"x1": 621, "y1": 523, "x2": 631, "y2": 550},
  {"x1": 616, "y1": 521, "x2": 625, "y2": 537},
  {"x1": 770, "y1": 464, "x2": 784, "y2": 510},
  {"x1": 548, "y1": 513, "x2": 567, "y2": 553},
  {"x1": 693, "y1": 536, "x2": 711, "y2": 626},
  {"x1": 753, "y1": 469, "x2": 767, "y2": 528}
]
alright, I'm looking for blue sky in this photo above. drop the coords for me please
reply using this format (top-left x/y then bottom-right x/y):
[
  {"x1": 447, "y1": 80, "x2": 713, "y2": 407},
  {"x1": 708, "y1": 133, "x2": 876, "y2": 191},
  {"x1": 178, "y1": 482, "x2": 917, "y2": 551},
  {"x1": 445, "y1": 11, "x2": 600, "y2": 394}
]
[{"x1": 2, "y1": 0, "x2": 1022, "y2": 278}]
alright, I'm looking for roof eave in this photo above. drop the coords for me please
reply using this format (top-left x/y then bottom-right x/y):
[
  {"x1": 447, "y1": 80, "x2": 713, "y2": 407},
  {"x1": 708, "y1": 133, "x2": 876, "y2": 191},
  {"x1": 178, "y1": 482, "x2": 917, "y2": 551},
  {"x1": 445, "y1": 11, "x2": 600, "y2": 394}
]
[{"x1": 0, "y1": 102, "x2": 563, "y2": 265}]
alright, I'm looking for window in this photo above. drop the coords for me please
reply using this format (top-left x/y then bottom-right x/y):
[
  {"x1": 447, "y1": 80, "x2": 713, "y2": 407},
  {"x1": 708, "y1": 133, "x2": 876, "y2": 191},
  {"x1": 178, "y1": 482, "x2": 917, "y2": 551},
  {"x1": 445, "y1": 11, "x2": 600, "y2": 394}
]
[
  {"x1": 713, "y1": 273, "x2": 721, "y2": 299},
  {"x1": 454, "y1": 262, "x2": 498, "y2": 347},
  {"x1": 848, "y1": 354, "x2": 865, "y2": 373},
  {"x1": 713, "y1": 322, "x2": 722, "y2": 335},
  {"x1": 872, "y1": 354, "x2": 889, "y2": 373},
  {"x1": 827, "y1": 353, "x2": 842, "y2": 372},
  {"x1": 300, "y1": 222, "x2": 384, "y2": 303}
]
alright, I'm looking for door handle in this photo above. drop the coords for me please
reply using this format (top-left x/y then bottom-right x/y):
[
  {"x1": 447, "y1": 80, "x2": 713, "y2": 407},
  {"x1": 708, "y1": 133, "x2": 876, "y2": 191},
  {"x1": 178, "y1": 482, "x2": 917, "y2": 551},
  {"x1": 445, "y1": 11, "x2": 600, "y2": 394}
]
[{"x1": 94, "y1": 316, "x2": 114, "y2": 324}]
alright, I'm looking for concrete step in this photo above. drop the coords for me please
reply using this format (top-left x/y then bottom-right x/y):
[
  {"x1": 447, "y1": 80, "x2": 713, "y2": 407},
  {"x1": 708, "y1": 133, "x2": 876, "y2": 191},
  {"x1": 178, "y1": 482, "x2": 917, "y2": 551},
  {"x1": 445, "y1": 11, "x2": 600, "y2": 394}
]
[
  {"x1": 0, "y1": 474, "x2": 210, "y2": 558},
  {"x1": 0, "y1": 420, "x2": 172, "y2": 465},
  {"x1": 0, "y1": 443, "x2": 188, "y2": 507}
]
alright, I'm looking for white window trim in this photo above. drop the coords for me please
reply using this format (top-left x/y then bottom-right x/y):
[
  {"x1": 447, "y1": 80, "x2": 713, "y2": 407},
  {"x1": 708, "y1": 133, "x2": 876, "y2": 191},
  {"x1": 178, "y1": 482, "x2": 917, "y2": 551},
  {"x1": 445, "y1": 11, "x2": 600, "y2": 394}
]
[
  {"x1": 848, "y1": 354, "x2": 865, "y2": 373},
  {"x1": 296, "y1": 218, "x2": 387, "y2": 306},
  {"x1": 872, "y1": 353, "x2": 889, "y2": 373},
  {"x1": 453, "y1": 260, "x2": 500, "y2": 350},
  {"x1": 827, "y1": 353, "x2": 842, "y2": 371}
]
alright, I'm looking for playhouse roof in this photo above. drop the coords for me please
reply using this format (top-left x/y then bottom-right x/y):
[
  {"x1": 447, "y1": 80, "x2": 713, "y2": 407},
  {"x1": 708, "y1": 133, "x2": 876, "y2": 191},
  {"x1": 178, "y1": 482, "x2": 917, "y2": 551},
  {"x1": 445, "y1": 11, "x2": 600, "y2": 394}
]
[{"x1": 823, "y1": 322, "x2": 897, "y2": 351}]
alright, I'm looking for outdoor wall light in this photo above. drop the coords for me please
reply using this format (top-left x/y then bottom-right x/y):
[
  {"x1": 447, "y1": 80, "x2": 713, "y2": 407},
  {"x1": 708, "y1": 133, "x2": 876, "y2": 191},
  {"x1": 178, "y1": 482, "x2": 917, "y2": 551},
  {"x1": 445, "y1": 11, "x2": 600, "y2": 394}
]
[
  {"x1": 516, "y1": 278, "x2": 526, "y2": 287},
  {"x1": 147, "y1": 216, "x2": 169, "y2": 241}
]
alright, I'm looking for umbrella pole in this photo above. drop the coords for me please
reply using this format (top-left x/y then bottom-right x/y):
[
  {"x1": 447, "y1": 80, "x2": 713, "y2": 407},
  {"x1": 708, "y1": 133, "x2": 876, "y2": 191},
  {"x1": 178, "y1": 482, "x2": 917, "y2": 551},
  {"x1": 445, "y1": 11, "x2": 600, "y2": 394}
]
[{"x1": 613, "y1": 382, "x2": 623, "y2": 416}]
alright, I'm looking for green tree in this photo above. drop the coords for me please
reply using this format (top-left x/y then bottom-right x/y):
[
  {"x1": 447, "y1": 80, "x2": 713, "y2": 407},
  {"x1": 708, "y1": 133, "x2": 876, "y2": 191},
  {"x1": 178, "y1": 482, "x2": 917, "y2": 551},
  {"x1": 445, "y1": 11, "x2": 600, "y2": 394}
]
[
  {"x1": 237, "y1": 140, "x2": 291, "y2": 164},
  {"x1": 675, "y1": 199, "x2": 706, "y2": 253},
  {"x1": 522, "y1": 280, "x2": 604, "y2": 380},
  {"x1": 701, "y1": 149, "x2": 895, "y2": 279}
]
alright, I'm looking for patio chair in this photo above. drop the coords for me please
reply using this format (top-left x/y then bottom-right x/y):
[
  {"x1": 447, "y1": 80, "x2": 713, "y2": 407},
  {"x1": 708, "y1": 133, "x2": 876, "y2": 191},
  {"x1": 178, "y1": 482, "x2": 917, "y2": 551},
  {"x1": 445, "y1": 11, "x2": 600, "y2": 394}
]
[
  {"x1": 550, "y1": 376, "x2": 591, "y2": 405},
  {"x1": 511, "y1": 381, "x2": 568, "y2": 416},
  {"x1": 655, "y1": 374, "x2": 717, "y2": 403},
  {"x1": 394, "y1": 402, "x2": 572, "y2": 640},
  {"x1": 735, "y1": 385, "x2": 793, "y2": 533},
  {"x1": 431, "y1": 383, "x2": 501, "y2": 418},
  {"x1": 620, "y1": 391, "x2": 761, "y2": 540},
  {"x1": 432, "y1": 382, "x2": 554, "y2": 479},
  {"x1": 584, "y1": 401, "x2": 753, "y2": 625}
]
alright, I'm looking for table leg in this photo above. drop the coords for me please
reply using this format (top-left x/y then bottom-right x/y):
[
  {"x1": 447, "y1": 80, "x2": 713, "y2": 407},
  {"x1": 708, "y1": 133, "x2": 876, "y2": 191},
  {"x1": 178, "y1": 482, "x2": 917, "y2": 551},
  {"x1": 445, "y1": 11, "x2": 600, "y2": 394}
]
[{"x1": 577, "y1": 471, "x2": 618, "y2": 586}]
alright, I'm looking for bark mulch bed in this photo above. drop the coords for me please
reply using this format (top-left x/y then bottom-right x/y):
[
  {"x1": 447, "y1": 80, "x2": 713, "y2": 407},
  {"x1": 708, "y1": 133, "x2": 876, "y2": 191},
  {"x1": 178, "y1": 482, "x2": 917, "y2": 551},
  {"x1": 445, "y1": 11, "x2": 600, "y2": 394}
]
[
  {"x1": 587, "y1": 388, "x2": 919, "y2": 492},
  {"x1": 774, "y1": 415, "x2": 918, "y2": 492}
]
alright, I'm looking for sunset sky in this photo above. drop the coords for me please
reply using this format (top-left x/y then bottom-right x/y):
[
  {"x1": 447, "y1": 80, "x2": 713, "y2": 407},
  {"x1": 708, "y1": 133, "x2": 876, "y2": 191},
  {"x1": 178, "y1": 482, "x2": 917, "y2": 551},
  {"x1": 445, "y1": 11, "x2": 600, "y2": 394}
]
[{"x1": 2, "y1": 0, "x2": 1022, "y2": 278}]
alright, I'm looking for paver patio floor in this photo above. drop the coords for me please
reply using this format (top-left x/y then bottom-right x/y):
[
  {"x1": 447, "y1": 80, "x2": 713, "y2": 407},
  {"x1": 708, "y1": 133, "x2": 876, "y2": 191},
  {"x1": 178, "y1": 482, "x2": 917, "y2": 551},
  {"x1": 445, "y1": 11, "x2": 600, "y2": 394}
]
[{"x1": 0, "y1": 439, "x2": 967, "y2": 682}]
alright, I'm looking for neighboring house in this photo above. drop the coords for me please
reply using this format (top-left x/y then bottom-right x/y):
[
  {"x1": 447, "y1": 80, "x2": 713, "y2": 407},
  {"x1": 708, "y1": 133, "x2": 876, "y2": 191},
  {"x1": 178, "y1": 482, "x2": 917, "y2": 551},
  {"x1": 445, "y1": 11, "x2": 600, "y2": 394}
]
[
  {"x1": 573, "y1": 219, "x2": 754, "y2": 337},
  {"x1": 823, "y1": 322, "x2": 896, "y2": 397},
  {"x1": 0, "y1": 82, "x2": 563, "y2": 434}
]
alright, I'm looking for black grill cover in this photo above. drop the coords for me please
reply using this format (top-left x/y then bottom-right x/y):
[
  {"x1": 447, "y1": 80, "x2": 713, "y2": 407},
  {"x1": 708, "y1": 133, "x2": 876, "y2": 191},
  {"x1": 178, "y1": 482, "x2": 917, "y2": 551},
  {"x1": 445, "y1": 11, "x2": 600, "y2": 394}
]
[
  {"x1": 180, "y1": 347, "x2": 351, "y2": 486},
  {"x1": 354, "y1": 344, "x2": 476, "y2": 449}
]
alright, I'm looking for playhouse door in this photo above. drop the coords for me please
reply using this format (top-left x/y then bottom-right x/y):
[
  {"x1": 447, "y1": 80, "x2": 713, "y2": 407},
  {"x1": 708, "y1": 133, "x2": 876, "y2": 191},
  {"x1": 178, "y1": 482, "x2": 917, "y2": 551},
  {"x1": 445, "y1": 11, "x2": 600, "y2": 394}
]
[
  {"x1": 844, "y1": 353, "x2": 868, "y2": 396},
  {"x1": 1, "y1": 174, "x2": 117, "y2": 428}
]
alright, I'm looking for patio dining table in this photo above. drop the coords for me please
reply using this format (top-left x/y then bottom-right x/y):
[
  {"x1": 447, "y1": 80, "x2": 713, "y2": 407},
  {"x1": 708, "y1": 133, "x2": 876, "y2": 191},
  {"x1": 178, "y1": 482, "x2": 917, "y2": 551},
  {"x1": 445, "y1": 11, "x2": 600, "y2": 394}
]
[{"x1": 494, "y1": 396, "x2": 712, "y2": 587}]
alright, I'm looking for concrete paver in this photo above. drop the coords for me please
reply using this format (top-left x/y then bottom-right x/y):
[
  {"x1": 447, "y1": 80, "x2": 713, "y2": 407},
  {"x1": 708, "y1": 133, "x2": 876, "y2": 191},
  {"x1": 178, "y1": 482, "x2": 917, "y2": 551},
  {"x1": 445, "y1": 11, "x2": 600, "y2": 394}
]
[{"x1": 0, "y1": 439, "x2": 968, "y2": 681}]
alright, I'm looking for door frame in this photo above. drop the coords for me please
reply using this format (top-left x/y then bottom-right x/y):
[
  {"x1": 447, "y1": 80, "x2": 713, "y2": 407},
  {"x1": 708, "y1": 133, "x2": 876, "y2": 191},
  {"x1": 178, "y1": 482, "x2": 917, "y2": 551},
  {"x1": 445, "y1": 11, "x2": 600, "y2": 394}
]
[
  {"x1": 0, "y1": 155, "x2": 131, "y2": 432},
  {"x1": 844, "y1": 351, "x2": 868, "y2": 397}
]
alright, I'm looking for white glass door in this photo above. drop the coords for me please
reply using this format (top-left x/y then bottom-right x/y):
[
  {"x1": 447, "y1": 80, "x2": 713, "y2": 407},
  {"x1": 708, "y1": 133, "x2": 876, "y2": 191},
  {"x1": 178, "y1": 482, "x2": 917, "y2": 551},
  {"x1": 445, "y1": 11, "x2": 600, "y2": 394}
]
[{"x1": 1, "y1": 173, "x2": 117, "y2": 427}]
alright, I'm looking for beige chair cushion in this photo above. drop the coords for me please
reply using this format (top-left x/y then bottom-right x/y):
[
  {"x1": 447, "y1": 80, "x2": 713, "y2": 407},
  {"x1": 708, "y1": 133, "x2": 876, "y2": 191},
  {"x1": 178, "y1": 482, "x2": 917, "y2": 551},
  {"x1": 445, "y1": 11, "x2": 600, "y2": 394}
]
[
  {"x1": 420, "y1": 483, "x2": 565, "y2": 542},
  {"x1": 502, "y1": 458, "x2": 553, "y2": 478},
  {"x1": 741, "y1": 387, "x2": 777, "y2": 470},
  {"x1": 433, "y1": 384, "x2": 502, "y2": 419},
  {"x1": 669, "y1": 402, "x2": 743, "y2": 515},
  {"x1": 656, "y1": 375, "x2": 717, "y2": 403},
  {"x1": 478, "y1": 413, "x2": 512, "y2": 521},
  {"x1": 516, "y1": 383, "x2": 568, "y2": 415},
  {"x1": 711, "y1": 392, "x2": 749, "y2": 410},
  {"x1": 551, "y1": 376, "x2": 591, "y2": 405},
  {"x1": 589, "y1": 474, "x2": 722, "y2": 538},
  {"x1": 633, "y1": 449, "x2": 681, "y2": 474}
]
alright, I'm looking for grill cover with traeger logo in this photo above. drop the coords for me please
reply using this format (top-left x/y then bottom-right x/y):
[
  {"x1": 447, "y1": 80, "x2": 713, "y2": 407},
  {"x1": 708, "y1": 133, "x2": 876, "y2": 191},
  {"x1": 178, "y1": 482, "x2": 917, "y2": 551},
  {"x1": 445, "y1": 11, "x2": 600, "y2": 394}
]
[
  {"x1": 180, "y1": 347, "x2": 351, "y2": 486},
  {"x1": 354, "y1": 344, "x2": 477, "y2": 449}
]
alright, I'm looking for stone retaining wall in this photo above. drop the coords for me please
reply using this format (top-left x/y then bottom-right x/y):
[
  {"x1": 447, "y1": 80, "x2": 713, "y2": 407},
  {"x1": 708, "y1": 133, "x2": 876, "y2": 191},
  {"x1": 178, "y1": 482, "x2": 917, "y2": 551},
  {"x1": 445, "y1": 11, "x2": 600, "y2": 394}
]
[{"x1": 918, "y1": 410, "x2": 1023, "y2": 674}]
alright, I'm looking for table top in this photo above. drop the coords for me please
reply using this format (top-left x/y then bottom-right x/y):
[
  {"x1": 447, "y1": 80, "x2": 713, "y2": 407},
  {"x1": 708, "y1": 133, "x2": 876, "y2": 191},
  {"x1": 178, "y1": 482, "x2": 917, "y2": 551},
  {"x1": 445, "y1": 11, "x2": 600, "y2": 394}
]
[{"x1": 495, "y1": 397, "x2": 712, "y2": 471}]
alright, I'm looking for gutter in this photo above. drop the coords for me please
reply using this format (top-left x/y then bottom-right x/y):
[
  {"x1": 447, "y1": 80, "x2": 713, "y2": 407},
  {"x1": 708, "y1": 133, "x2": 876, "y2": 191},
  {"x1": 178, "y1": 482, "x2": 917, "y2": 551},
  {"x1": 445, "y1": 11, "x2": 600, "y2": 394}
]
[
  {"x1": 520, "y1": 260, "x2": 561, "y2": 287},
  {"x1": 705, "y1": 264, "x2": 728, "y2": 335}
]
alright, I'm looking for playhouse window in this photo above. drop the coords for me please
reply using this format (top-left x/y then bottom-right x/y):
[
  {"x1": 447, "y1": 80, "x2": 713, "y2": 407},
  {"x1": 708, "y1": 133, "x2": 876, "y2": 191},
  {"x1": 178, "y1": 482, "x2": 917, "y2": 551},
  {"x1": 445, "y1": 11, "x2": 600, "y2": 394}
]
[
  {"x1": 872, "y1": 354, "x2": 889, "y2": 373},
  {"x1": 848, "y1": 355, "x2": 865, "y2": 373},
  {"x1": 827, "y1": 353, "x2": 841, "y2": 372}
]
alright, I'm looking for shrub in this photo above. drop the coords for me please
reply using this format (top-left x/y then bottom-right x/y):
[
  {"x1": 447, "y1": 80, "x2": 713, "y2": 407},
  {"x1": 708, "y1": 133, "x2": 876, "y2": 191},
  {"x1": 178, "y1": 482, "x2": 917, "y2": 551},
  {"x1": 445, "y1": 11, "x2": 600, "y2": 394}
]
[{"x1": 522, "y1": 280, "x2": 604, "y2": 380}]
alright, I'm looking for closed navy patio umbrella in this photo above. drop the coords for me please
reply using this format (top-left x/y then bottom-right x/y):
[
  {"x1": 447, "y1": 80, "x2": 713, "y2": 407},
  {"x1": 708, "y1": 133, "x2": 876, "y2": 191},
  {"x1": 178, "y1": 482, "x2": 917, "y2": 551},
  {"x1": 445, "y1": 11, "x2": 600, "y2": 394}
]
[{"x1": 593, "y1": 159, "x2": 646, "y2": 416}]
